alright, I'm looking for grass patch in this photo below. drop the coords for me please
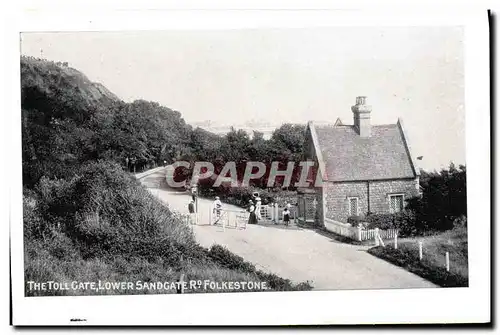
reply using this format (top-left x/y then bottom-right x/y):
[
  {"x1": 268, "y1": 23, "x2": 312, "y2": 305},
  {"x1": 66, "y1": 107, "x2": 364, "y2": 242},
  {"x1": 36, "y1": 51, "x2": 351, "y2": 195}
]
[{"x1": 367, "y1": 227, "x2": 468, "y2": 287}]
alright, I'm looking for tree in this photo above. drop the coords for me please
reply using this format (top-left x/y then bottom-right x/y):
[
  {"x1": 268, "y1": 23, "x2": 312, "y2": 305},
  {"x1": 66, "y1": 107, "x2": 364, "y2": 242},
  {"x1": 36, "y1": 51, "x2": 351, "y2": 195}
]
[
  {"x1": 270, "y1": 123, "x2": 306, "y2": 160},
  {"x1": 407, "y1": 163, "x2": 467, "y2": 232}
]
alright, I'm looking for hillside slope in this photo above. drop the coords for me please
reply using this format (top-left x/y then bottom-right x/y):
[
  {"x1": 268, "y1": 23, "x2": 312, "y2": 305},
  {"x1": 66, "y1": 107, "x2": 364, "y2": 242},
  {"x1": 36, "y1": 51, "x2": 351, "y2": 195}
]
[{"x1": 21, "y1": 56, "x2": 121, "y2": 103}]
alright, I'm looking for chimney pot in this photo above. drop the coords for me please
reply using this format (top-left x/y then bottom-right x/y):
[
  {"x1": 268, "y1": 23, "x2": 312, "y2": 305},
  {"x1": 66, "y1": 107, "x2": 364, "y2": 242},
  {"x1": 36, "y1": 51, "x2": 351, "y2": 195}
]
[
  {"x1": 351, "y1": 96, "x2": 372, "y2": 137},
  {"x1": 356, "y1": 96, "x2": 367, "y2": 105}
]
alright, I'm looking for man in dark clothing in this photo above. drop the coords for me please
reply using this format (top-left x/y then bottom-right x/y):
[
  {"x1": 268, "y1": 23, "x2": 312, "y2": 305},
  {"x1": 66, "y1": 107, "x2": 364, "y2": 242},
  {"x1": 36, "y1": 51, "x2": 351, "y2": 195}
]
[
  {"x1": 188, "y1": 200, "x2": 195, "y2": 214},
  {"x1": 283, "y1": 207, "x2": 291, "y2": 226}
]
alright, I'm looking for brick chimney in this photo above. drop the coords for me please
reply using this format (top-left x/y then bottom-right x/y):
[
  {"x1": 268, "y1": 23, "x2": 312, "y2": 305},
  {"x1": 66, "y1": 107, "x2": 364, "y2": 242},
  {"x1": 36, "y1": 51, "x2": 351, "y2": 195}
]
[{"x1": 351, "y1": 96, "x2": 372, "y2": 137}]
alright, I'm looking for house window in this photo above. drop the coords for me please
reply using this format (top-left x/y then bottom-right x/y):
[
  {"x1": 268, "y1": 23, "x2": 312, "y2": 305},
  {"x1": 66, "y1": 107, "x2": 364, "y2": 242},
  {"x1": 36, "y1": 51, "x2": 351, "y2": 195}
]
[
  {"x1": 389, "y1": 194, "x2": 404, "y2": 213},
  {"x1": 348, "y1": 197, "x2": 359, "y2": 216}
]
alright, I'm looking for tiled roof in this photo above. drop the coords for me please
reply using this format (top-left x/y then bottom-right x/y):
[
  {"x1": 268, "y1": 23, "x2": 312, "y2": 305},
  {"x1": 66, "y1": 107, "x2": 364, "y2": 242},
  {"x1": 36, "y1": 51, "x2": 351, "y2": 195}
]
[{"x1": 312, "y1": 123, "x2": 416, "y2": 182}]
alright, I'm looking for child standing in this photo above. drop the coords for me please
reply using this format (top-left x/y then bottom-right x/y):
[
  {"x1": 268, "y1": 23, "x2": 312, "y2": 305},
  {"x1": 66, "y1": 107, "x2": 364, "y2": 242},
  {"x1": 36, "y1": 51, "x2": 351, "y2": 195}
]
[{"x1": 283, "y1": 206, "x2": 291, "y2": 226}]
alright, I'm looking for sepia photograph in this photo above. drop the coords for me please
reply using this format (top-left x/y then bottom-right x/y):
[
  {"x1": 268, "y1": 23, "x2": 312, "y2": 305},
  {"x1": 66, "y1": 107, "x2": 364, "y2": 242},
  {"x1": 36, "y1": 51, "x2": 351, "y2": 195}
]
[{"x1": 8, "y1": 6, "x2": 491, "y2": 326}]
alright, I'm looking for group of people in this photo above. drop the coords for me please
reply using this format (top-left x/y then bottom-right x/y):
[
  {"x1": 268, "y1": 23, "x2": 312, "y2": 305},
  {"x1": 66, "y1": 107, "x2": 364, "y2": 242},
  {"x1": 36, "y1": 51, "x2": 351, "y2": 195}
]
[
  {"x1": 188, "y1": 195, "x2": 224, "y2": 225},
  {"x1": 247, "y1": 192, "x2": 292, "y2": 226},
  {"x1": 189, "y1": 191, "x2": 293, "y2": 226}
]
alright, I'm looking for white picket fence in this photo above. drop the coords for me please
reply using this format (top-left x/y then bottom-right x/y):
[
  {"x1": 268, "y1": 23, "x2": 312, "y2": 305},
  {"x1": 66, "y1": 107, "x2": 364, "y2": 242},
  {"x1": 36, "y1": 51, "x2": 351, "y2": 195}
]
[
  {"x1": 324, "y1": 218, "x2": 398, "y2": 242},
  {"x1": 360, "y1": 228, "x2": 399, "y2": 241}
]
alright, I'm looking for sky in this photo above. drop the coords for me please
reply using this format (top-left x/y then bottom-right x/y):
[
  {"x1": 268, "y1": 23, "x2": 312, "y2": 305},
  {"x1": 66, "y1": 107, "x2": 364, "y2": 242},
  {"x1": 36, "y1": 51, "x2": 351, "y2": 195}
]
[{"x1": 20, "y1": 27, "x2": 465, "y2": 171}]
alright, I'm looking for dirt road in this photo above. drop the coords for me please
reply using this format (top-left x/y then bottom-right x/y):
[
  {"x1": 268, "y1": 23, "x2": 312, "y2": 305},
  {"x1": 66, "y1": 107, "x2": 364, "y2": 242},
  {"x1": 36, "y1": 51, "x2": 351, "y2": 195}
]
[{"x1": 140, "y1": 169, "x2": 437, "y2": 290}]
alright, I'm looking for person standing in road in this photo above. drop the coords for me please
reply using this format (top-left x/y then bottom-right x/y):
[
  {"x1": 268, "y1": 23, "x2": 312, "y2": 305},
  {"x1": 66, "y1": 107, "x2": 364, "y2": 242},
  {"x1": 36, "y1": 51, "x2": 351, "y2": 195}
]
[
  {"x1": 283, "y1": 206, "x2": 291, "y2": 227},
  {"x1": 255, "y1": 195, "x2": 262, "y2": 221},
  {"x1": 247, "y1": 200, "x2": 258, "y2": 225},
  {"x1": 188, "y1": 200, "x2": 196, "y2": 225},
  {"x1": 212, "y1": 196, "x2": 223, "y2": 224}
]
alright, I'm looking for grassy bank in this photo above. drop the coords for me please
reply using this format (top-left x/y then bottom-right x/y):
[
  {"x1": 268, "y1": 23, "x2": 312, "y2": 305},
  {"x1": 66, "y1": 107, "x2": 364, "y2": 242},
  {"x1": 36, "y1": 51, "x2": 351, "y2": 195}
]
[
  {"x1": 367, "y1": 227, "x2": 468, "y2": 287},
  {"x1": 24, "y1": 161, "x2": 312, "y2": 296}
]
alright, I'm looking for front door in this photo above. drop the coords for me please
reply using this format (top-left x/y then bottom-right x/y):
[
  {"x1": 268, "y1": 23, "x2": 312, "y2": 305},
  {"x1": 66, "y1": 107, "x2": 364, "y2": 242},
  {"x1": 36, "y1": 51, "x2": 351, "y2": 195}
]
[{"x1": 297, "y1": 191, "x2": 318, "y2": 225}]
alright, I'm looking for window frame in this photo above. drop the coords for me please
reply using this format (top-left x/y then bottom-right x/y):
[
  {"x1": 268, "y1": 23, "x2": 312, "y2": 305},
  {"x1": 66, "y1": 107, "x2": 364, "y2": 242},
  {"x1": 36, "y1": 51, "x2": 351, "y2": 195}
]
[
  {"x1": 347, "y1": 196, "x2": 360, "y2": 216},
  {"x1": 388, "y1": 193, "x2": 405, "y2": 213}
]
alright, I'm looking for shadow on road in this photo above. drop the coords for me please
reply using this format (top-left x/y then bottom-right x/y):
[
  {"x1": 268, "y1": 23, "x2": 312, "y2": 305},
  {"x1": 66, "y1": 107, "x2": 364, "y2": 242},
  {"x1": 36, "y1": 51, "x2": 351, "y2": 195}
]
[
  {"x1": 253, "y1": 222, "x2": 304, "y2": 231},
  {"x1": 141, "y1": 172, "x2": 190, "y2": 193},
  {"x1": 297, "y1": 226, "x2": 372, "y2": 246}
]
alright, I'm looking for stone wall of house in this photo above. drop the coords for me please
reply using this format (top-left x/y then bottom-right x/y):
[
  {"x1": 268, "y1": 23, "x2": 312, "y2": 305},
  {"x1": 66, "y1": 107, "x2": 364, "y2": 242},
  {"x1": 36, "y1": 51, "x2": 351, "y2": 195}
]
[
  {"x1": 368, "y1": 179, "x2": 420, "y2": 214},
  {"x1": 315, "y1": 185, "x2": 325, "y2": 226},
  {"x1": 324, "y1": 181, "x2": 368, "y2": 223},
  {"x1": 323, "y1": 178, "x2": 419, "y2": 223}
]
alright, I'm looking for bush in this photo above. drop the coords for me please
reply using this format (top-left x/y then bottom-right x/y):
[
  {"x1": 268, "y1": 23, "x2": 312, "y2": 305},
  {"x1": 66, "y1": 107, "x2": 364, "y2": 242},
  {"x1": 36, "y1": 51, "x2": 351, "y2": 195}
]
[
  {"x1": 453, "y1": 215, "x2": 467, "y2": 228},
  {"x1": 407, "y1": 164, "x2": 467, "y2": 232},
  {"x1": 347, "y1": 215, "x2": 365, "y2": 226},
  {"x1": 33, "y1": 176, "x2": 79, "y2": 234},
  {"x1": 47, "y1": 231, "x2": 80, "y2": 261},
  {"x1": 23, "y1": 190, "x2": 45, "y2": 240},
  {"x1": 363, "y1": 211, "x2": 417, "y2": 237},
  {"x1": 28, "y1": 161, "x2": 196, "y2": 261},
  {"x1": 208, "y1": 245, "x2": 257, "y2": 273},
  {"x1": 364, "y1": 213, "x2": 397, "y2": 230}
]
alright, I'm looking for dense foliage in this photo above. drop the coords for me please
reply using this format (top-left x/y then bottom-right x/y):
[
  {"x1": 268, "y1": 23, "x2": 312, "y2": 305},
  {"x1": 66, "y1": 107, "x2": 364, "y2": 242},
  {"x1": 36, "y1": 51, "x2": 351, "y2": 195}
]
[{"x1": 409, "y1": 164, "x2": 467, "y2": 232}]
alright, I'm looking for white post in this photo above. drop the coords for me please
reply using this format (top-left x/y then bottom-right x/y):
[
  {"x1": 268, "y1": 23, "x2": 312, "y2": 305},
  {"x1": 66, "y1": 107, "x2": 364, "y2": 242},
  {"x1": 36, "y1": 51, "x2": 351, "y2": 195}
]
[
  {"x1": 222, "y1": 211, "x2": 225, "y2": 232},
  {"x1": 445, "y1": 252, "x2": 450, "y2": 272},
  {"x1": 418, "y1": 241, "x2": 423, "y2": 260},
  {"x1": 275, "y1": 203, "x2": 279, "y2": 223},
  {"x1": 394, "y1": 232, "x2": 398, "y2": 249},
  {"x1": 357, "y1": 226, "x2": 362, "y2": 241},
  {"x1": 378, "y1": 230, "x2": 385, "y2": 247},
  {"x1": 374, "y1": 228, "x2": 380, "y2": 246}
]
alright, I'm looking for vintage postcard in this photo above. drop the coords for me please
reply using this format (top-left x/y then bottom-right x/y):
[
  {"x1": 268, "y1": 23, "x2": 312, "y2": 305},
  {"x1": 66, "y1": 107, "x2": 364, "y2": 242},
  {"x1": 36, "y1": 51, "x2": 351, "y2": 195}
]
[{"x1": 8, "y1": 5, "x2": 491, "y2": 326}]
